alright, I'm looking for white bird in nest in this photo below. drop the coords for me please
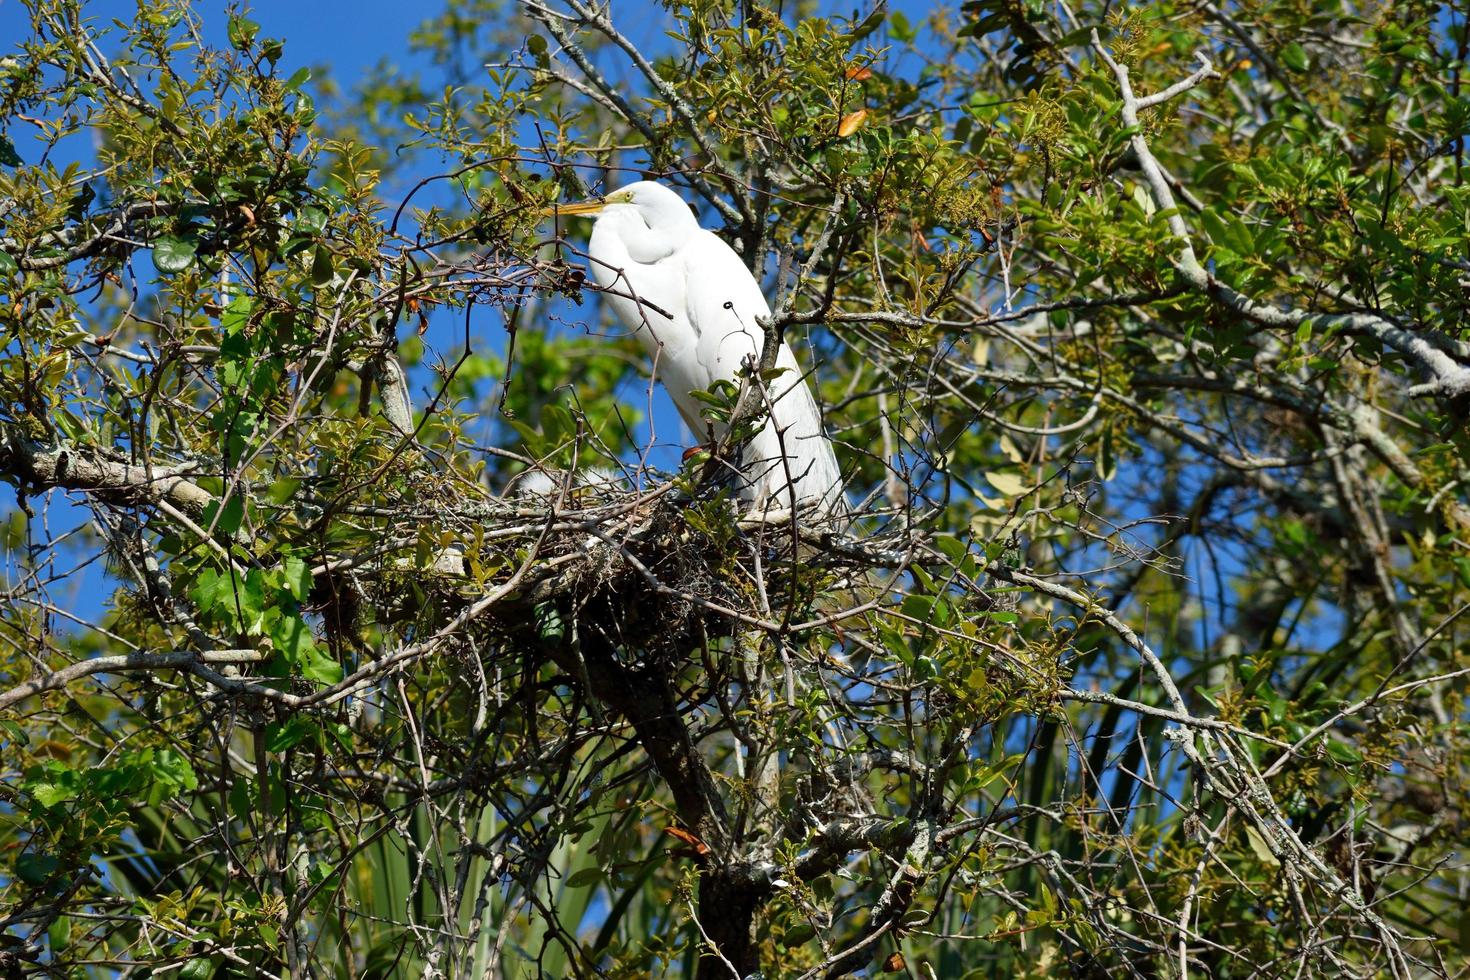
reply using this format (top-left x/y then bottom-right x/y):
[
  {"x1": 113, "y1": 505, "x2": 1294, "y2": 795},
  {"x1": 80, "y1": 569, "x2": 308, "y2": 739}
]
[{"x1": 546, "y1": 180, "x2": 846, "y2": 518}]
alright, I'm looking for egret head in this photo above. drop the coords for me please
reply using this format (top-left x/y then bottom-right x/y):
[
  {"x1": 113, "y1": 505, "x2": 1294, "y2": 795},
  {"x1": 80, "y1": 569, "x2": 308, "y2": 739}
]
[{"x1": 546, "y1": 181, "x2": 699, "y2": 239}]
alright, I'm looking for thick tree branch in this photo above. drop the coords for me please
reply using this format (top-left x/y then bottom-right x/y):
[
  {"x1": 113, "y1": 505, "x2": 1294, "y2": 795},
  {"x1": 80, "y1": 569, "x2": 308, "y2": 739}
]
[
  {"x1": 0, "y1": 649, "x2": 262, "y2": 712},
  {"x1": 0, "y1": 427, "x2": 214, "y2": 515}
]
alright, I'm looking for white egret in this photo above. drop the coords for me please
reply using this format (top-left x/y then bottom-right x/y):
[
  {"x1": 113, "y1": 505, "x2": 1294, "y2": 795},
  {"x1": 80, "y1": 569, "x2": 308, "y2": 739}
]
[{"x1": 549, "y1": 181, "x2": 845, "y2": 516}]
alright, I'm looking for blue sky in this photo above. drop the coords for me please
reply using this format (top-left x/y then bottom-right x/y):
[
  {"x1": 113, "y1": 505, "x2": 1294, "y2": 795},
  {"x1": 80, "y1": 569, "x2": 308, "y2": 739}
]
[{"x1": 0, "y1": 0, "x2": 432, "y2": 77}]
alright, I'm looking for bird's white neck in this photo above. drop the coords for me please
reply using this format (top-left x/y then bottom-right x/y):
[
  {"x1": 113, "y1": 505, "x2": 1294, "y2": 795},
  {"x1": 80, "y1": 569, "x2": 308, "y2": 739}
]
[{"x1": 596, "y1": 206, "x2": 695, "y2": 264}]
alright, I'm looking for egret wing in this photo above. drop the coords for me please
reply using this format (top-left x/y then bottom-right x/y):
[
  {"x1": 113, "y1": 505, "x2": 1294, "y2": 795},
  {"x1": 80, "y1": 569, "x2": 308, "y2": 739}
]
[{"x1": 682, "y1": 232, "x2": 844, "y2": 511}]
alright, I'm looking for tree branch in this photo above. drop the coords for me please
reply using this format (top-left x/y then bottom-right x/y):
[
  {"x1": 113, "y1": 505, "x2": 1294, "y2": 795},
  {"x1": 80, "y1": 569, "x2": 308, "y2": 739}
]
[
  {"x1": 0, "y1": 649, "x2": 262, "y2": 711},
  {"x1": 0, "y1": 427, "x2": 214, "y2": 515}
]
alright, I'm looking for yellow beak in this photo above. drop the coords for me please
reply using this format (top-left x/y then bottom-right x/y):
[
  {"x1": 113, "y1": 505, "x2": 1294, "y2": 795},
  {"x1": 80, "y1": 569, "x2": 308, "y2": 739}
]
[{"x1": 541, "y1": 199, "x2": 606, "y2": 217}]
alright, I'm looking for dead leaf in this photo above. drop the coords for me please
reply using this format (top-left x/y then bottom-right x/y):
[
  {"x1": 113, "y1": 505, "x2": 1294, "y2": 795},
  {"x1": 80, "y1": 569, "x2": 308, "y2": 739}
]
[
  {"x1": 845, "y1": 65, "x2": 873, "y2": 81},
  {"x1": 984, "y1": 471, "x2": 1026, "y2": 497},
  {"x1": 837, "y1": 109, "x2": 868, "y2": 138},
  {"x1": 883, "y1": 951, "x2": 906, "y2": 972},
  {"x1": 663, "y1": 826, "x2": 711, "y2": 856},
  {"x1": 1244, "y1": 826, "x2": 1280, "y2": 867},
  {"x1": 998, "y1": 433, "x2": 1023, "y2": 463}
]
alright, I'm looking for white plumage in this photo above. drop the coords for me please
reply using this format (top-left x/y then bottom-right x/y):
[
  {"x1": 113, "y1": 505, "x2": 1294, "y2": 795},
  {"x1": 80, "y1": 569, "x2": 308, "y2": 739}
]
[{"x1": 559, "y1": 181, "x2": 844, "y2": 515}]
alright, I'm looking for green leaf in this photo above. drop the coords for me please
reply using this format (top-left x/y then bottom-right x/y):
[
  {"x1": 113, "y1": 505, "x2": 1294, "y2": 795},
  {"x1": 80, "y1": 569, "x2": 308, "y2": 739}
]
[
  {"x1": 48, "y1": 913, "x2": 70, "y2": 953},
  {"x1": 296, "y1": 206, "x2": 328, "y2": 235},
  {"x1": 850, "y1": 6, "x2": 886, "y2": 41},
  {"x1": 0, "y1": 250, "x2": 16, "y2": 274},
  {"x1": 283, "y1": 556, "x2": 312, "y2": 602},
  {"x1": 782, "y1": 923, "x2": 816, "y2": 948},
  {"x1": 15, "y1": 852, "x2": 61, "y2": 886},
  {"x1": 152, "y1": 234, "x2": 198, "y2": 274},
  {"x1": 1279, "y1": 43, "x2": 1308, "y2": 72},
  {"x1": 267, "y1": 477, "x2": 303, "y2": 504},
  {"x1": 218, "y1": 331, "x2": 251, "y2": 390},
  {"x1": 190, "y1": 568, "x2": 225, "y2": 615},
  {"x1": 227, "y1": 15, "x2": 259, "y2": 50},
  {"x1": 148, "y1": 748, "x2": 199, "y2": 799},
  {"x1": 1453, "y1": 556, "x2": 1470, "y2": 589},
  {"x1": 221, "y1": 293, "x2": 253, "y2": 336},
  {"x1": 271, "y1": 613, "x2": 315, "y2": 661},
  {"x1": 179, "y1": 959, "x2": 214, "y2": 980},
  {"x1": 535, "y1": 600, "x2": 565, "y2": 644},
  {"x1": 284, "y1": 66, "x2": 311, "y2": 92},
  {"x1": 193, "y1": 568, "x2": 267, "y2": 634},
  {"x1": 0, "y1": 133, "x2": 21, "y2": 167},
  {"x1": 327, "y1": 722, "x2": 354, "y2": 751},
  {"x1": 31, "y1": 781, "x2": 76, "y2": 808},
  {"x1": 0, "y1": 719, "x2": 29, "y2": 746},
  {"x1": 889, "y1": 9, "x2": 916, "y2": 42},
  {"x1": 311, "y1": 245, "x2": 335, "y2": 286},
  {"x1": 301, "y1": 646, "x2": 342, "y2": 685},
  {"x1": 266, "y1": 716, "x2": 315, "y2": 752},
  {"x1": 1097, "y1": 423, "x2": 1117, "y2": 481},
  {"x1": 901, "y1": 593, "x2": 945, "y2": 627},
  {"x1": 202, "y1": 494, "x2": 245, "y2": 536},
  {"x1": 229, "y1": 779, "x2": 254, "y2": 824},
  {"x1": 272, "y1": 616, "x2": 341, "y2": 685},
  {"x1": 565, "y1": 866, "x2": 602, "y2": 888}
]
